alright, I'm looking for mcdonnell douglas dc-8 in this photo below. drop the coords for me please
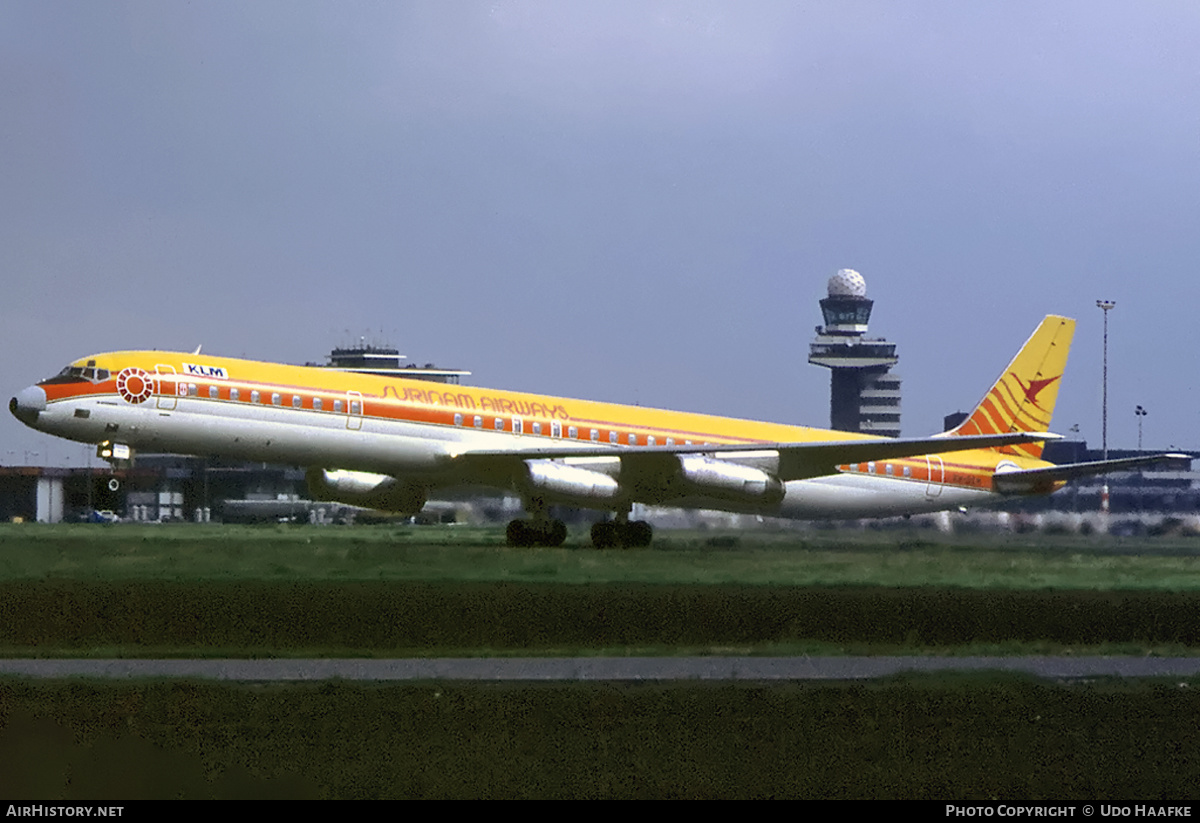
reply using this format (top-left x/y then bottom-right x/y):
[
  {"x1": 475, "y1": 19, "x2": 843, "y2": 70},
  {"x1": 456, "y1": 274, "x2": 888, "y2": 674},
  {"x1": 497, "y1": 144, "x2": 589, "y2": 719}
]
[{"x1": 9, "y1": 315, "x2": 1178, "y2": 546}]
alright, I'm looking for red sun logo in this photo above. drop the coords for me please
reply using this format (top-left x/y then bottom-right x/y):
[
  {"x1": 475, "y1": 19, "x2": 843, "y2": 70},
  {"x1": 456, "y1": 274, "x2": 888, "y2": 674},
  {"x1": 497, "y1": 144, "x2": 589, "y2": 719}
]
[{"x1": 116, "y1": 367, "x2": 154, "y2": 404}]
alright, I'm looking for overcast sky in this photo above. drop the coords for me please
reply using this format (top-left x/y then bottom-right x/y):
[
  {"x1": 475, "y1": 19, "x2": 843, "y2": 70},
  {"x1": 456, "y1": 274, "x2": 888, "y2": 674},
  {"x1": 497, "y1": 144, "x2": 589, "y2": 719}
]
[{"x1": 3, "y1": 1, "x2": 1199, "y2": 466}]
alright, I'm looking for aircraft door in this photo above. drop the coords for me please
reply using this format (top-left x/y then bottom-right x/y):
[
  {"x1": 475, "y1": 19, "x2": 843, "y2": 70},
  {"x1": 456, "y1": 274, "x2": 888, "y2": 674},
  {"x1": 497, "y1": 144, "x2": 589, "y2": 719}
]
[
  {"x1": 155, "y1": 365, "x2": 178, "y2": 411},
  {"x1": 346, "y1": 391, "x2": 363, "y2": 430},
  {"x1": 925, "y1": 456, "x2": 944, "y2": 499}
]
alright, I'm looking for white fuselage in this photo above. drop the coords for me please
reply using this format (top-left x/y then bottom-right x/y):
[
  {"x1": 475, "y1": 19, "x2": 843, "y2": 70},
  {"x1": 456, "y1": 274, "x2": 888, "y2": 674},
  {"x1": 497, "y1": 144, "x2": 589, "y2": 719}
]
[{"x1": 26, "y1": 383, "x2": 997, "y2": 520}]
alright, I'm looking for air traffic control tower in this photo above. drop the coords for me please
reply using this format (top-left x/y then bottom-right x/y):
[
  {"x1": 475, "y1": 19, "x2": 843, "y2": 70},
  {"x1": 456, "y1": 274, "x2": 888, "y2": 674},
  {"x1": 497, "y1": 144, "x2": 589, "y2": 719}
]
[{"x1": 807, "y1": 269, "x2": 902, "y2": 437}]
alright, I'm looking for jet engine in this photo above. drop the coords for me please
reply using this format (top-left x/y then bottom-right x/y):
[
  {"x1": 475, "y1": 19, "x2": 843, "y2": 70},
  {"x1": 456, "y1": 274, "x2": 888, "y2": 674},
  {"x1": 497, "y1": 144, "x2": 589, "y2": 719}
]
[
  {"x1": 519, "y1": 455, "x2": 783, "y2": 510},
  {"x1": 306, "y1": 468, "x2": 427, "y2": 514},
  {"x1": 674, "y1": 455, "x2": 785, "y2": 505},
  {"x1": 523, "y1": 460, "x2": 621, "y2": 502}
]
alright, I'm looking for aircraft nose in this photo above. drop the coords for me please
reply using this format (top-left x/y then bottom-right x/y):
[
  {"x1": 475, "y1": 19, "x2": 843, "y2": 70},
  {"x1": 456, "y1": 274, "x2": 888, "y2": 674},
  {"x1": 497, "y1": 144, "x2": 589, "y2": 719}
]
[{"x1": 9, "y1": 385, "x2": 46, "y2": 425}]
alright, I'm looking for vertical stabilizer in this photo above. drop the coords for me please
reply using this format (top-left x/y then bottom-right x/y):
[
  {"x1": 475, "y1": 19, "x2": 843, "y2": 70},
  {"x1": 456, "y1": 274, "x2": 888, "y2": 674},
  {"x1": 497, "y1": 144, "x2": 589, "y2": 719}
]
[{"x1": 948, "y1": 315, "x2": 1075, "y2": 458}]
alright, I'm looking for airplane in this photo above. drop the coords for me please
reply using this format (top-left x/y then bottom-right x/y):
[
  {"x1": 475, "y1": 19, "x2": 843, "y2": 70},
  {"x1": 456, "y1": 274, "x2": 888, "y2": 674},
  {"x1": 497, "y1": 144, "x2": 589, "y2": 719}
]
[{"x1": 9, "y1": 315, "x2": 1184, "y2": 546}]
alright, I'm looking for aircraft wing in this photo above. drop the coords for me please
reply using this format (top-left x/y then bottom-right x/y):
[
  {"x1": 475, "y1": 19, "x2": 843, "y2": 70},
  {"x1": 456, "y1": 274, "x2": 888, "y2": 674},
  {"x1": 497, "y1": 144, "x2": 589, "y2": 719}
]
[
  {"x1": 453, "y1": 431, "x2": 1058, "y2": 482},
  {"x1": 992, "y1": 453, "x2": 1192, "y2": 495}
]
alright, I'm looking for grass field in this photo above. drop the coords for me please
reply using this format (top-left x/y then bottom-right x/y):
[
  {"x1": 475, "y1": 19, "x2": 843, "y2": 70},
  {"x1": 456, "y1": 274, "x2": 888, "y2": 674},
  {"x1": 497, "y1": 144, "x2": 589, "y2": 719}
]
[
  {"x1": 3, "y1": 521, "x2": 1200, "y2": 588},
  {"x1": 4, "y1": 523, "x2": 1200, "y2": 797},
  {"x1": 1, "y1": 523, "x2": 1199, "y2": 658}
]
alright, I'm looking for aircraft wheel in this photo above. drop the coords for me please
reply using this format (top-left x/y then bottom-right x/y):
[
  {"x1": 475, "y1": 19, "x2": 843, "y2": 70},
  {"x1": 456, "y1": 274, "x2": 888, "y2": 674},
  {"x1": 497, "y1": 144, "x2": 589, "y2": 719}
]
[
  {"x1": 508, "y1": 518, "x2": 567, "y2": 547},
  {"x1": 506, "y1": 519, "x2": 533, "y2": 547},
  {"x1": 626, "y1": 520, "x2": 653, "y2": 548},
  {"x1": 591, "y1": 521, "x2": 619, "y2": 549},
  {"x1": 543, "y1": 519, "x2": 568, "y2": 547},
  {"x1": 591, "y1": 520, "x2": 652, "y2": 548}
]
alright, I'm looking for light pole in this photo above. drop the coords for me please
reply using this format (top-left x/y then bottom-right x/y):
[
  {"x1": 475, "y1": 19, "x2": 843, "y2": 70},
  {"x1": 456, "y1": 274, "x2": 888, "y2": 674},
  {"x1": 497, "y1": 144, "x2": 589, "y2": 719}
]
[
  {"x1": 1134, "y1": 404, "x2": 1148, "y2": 512},
  {"x1": 1097, "y1": 300, "x2": 1116, "y2": 513}
]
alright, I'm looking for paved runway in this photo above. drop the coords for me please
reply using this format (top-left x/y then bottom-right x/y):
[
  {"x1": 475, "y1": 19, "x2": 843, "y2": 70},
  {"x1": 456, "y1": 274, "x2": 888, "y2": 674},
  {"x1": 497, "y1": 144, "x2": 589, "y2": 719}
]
[{"x1": 2, "y1": 656, "x2": 1199, "y2": 681}]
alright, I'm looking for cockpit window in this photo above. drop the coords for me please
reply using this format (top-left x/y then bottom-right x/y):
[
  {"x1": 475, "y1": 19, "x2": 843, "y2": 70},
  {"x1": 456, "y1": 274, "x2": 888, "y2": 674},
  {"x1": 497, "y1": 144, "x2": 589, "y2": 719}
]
[{"x1": 42, "y1": 361, "x2": 111, "y2": 385}]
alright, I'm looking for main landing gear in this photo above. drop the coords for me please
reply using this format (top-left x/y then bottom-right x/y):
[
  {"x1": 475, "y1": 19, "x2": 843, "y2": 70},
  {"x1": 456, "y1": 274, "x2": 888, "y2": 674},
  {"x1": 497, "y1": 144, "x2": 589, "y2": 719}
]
[
  {"x1": 505, "y1": 497, "x2": 653, "y2": 549},
  {"x1": 505, "y1": 517, "x2": 568, "y2": 548},
  {"x1": 504, "y1": 517, "x2": 653, "y2": 548},
  {"x1": 590, "y1": 519, "x2": 653, "y2": 548},
  {"x1": 506, "y1": 495, "x2": 568, "y2": 547}
]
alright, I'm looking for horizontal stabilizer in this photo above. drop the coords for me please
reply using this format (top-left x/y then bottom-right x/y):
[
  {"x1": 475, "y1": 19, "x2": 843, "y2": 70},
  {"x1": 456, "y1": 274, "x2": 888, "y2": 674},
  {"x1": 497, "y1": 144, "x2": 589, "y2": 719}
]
[{"x1": 992, "y1": 453, "x2": 1192, "y2": 495}]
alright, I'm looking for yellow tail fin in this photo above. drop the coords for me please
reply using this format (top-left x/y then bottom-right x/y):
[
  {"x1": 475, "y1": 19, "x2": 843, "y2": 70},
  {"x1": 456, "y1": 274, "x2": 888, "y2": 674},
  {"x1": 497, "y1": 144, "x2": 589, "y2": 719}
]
[{"x1": 949, "y1": 315, "x2": 1075, "y2": 458}]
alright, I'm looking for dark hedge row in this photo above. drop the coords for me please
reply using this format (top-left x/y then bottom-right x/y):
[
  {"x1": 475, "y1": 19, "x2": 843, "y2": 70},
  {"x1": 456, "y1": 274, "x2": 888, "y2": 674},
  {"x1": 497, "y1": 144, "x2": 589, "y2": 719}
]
[
  {"x1": 2, "y1": 677, "x2": 1197, "y2": 799},
  {"x1": 3, "y1": 581, "x2": 1200, "y2": 651}
]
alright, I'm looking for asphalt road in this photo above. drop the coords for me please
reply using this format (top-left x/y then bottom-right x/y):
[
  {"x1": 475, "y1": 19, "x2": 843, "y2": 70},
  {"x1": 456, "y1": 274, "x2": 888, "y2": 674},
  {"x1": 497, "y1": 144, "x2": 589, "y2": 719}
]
[{"x1": 1, "y1": 656, "x2": 1199, "y2": 681}]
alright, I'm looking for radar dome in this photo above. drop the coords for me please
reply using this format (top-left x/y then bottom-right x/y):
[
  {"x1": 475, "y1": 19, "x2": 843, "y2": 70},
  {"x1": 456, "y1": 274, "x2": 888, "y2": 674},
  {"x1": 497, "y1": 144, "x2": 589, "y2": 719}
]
[{"x1": 828, "y1": 268, "x2": 867, "y2": 298}]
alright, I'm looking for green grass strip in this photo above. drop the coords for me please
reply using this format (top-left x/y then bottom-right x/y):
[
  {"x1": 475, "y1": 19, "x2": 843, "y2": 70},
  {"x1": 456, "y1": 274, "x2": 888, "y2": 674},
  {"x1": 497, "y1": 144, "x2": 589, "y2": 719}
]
[{"x1": 2, "y1": 523, "x2": 1200, "y2": 588}]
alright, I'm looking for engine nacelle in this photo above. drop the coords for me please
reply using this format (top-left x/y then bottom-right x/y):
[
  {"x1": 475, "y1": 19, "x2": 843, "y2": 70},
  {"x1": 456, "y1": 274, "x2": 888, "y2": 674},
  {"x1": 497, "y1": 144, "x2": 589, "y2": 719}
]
[
  {"x1": 675, "y1": 455, "x2": 785, "y2": 505},
  {"x1": 523, "y1": 460, "x2": 621, "y2": 502},
  {"x1": 306, "y1": 468, "x2": 427, "y2": 514}
]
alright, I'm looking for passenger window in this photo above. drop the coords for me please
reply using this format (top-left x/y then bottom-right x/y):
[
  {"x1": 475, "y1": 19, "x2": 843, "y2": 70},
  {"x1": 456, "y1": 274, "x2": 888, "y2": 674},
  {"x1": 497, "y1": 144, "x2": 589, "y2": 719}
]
[
  {"x1": 628, "y1": 433, "x2": 637, "y2": 445},
  {"x1": 251, "y1": 390, "x2": 260, "y2": 403},
  {"x1": 665, "y1": 438, "x2": 674, "y2": 446},
  {"x1": 568, "y1": 426, "x2": 578, "y2": 439},
  {"x1": 647, "y1": 436, "x2": 656, "y2": 446},
  {"x1": 474, "y1": 415, "x2": 483, "y2": 428},
  {"x1": 454, "y1": 413, "x2": 463, "y2": 426},
  {"x1": 188, "y1": 383, "x2": 198, "y2": 397},
  {"x1": 609, "y1": 431, "x2": 618, "y2": 444},
  {"x1": 271, "y1": 393, "x2": 281, "y2": 406},
  {"x1": 903, "y1": 466, "x2": 912, "y2": 478},
  {"x1": 532, "y1": 422, "x2": 542, "y2": 435},
  {"x1": 513, "y1": 418, "x2": 522, "y2": 434},
  {"x1": 292, "y1": 395, "x2": 302, "y2": 408},
  {"x1": 868, "y1": 462, "x2": 876, "y2": 474},
  {"x1": 885, "y1": 464, "x2": 894, "y2": 476},
  {"x1": 334, "y1": 399, "x2": 343, "y2": 413},
  {"x1": 209, "y1": 386, "x2": 218, "y2": 399},
  {"x1": 313, "y1": 397, "x2": 322, "y2": 411},
  {"x1": 350, "y1": 400, "x2": 361, "y2": 415},
  {"x1": 494, "y1": 418, "x2": 504, "y2": 431},
  {"x1": 591, "y1": 429, "x2": 599, "y2": 442}
]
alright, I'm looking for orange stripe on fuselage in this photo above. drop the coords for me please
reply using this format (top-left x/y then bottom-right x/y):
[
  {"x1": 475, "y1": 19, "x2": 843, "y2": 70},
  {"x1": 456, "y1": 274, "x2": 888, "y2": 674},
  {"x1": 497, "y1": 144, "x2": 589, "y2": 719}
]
[{"x1": 836, "y1": 451, "x2": 1057, "y2": 493}]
